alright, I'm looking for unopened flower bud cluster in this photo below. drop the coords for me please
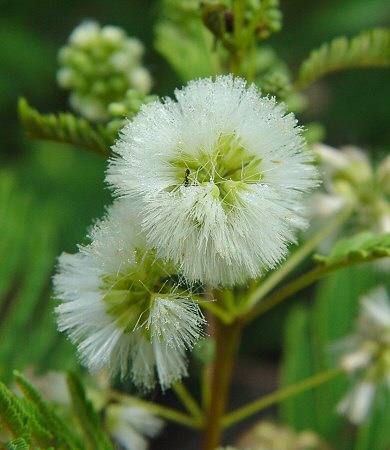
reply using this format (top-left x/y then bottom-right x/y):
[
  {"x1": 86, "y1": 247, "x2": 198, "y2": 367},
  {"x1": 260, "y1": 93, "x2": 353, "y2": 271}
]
[
  {"x1": 106, "y1": 89, "x2": 158, "y2": 136},
  {"x1": 246, "y1": 0, "x2": 282, "y2": 39},
  {"x1": 57, "y1": 21, "x2": 152, "y2": 122},
  {"x1": 310, "y1": 144, "x2": 390, "y2": 236}
]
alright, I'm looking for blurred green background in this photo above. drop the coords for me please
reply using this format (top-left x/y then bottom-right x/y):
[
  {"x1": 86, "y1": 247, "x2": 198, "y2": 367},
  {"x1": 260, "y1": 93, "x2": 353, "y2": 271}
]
[{"x1": 1, "y1": 0, "x2": 390, "y2": 447}]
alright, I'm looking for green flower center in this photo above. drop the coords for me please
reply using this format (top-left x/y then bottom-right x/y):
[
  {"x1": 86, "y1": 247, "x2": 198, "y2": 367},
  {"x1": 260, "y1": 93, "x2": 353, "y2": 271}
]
[
  {"x1": 101, "y1": 250, "x2": 173, "y2": 333},
  {"x1": 171, "y1": 132, "x2": 263, "y2": 209}
]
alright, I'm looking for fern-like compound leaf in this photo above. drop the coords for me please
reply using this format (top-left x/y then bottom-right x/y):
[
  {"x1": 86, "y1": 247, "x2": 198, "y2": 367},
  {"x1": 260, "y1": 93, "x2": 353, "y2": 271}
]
[
  {"x1": 66, "y1": 373, "x2": 114, "y2": 450},
  {"x1": 313, "y1": 232, "x2": 390, "y2": 267},
  {"x1": 295, "y1": 28, "x2": 390, "y2": 90},
  {"x1": 18, "y1": 98, "x2": 112, "y2": 157},
  {"x1": 0, "y1": 382, "x2": 30, "y2": 444},
  {"x1": 6, "y1": 438, "x2": 30, "y2": 450},
  {"x1": 13, "y1": 371, "x2": 83, "y2": 450}
]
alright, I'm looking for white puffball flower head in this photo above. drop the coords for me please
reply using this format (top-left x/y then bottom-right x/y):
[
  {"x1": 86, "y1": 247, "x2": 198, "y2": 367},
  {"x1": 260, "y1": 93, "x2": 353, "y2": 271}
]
[
  {"x1": 107, "y1": 75, "x2": 318, "y2": 286},
  {"x1": 53, "y1": 200, "x2": 206, "y2": 391}
]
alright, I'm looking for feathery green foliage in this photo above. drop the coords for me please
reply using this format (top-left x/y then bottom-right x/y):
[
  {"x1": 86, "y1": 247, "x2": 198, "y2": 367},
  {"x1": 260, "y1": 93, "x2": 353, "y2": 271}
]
[
  {"x1": 5, "y1": 438, "x2": 31, "y2": 450},
  {"x1": 0, "y1": 382, "x2": 30, "y2": 444},
  {"x1": 295, "y1": 28, "x2": 390, "y2": 90},
  {"x1": 0, "y1": 371, "x2": 115, "y2": 449},
  {"x1": 0, "y1": 374, "x2": 77, "y2": 449},
  {"x1": 13, "y1": 371, "x2": 84, "y2": 450},
  {"x1": 66, "y1": 373, "x2": 113, "y2": 450},
  {"x1": 18, "y1": 98, "x2": 112, "y2": 157}
]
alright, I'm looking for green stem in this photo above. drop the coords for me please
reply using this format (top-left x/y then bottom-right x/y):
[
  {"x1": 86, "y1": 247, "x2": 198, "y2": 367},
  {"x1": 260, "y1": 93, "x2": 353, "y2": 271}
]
[
  {"x1": 110, "y1": 391, "x2": 202, "y2": 429},
  {"x1": 233, "y1": 0, "x2": 245, "y2": 45},
  {"x1": 201, "y1": 286, "x2": 217, "y2": 412},
  {"x1": 241, "y1": 249, "x2": 385, "y2": 326},
  {"x1": 201, "y1": 366, "x2": 211, "y2": 411},
  {"x1": 243, "y1": 206, "x2": 353, "y2": 313},
  {"x1": 222, "y1": 367, "x2": 343, "y2": 428},
  {"x1": 201, "y1": 25, "x2": 222, "y2": 76},
  {"x1": 202, "y1": 321, "x2": 241, "y2": 450},
  {"x1": 199, "y1": 299, "x2": 233, "y2": 325},
  {"x1": 212, "y1": 288, "x2": 237, "y2": 315},
  {"x1": 230, "y1": 0, "x2": 245, "y2": 76},
  {"x1": 172, "y1": 382, "x2": 203, "y2": 421},
  {"x1": 222, "y1": 289, "x2": 236, "y2": 314},
  {"x1": 246, "y1": 42, "x2": 256, "y2": 84},
  {"x1": 242, "y1": 4, "x2": 265, "y2": 48}
]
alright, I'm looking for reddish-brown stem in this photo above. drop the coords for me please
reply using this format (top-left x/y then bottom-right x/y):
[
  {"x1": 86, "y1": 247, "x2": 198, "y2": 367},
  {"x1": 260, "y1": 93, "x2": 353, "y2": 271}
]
[{"x1": 202, "y1": 321, "x2": 241, "y2": 450}]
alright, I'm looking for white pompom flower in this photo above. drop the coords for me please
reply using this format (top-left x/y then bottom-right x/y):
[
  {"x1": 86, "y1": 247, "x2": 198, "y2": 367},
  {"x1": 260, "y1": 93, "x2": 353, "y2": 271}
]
[
  {"x1": 107, "y1": 75, "x2": 318, "y2": 286},
  {"x1": 54, "y1": 201, "x2": 206, "y2": 391}
]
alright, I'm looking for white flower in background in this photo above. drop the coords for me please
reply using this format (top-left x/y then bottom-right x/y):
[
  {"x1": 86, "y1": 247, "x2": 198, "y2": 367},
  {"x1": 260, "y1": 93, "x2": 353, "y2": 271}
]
[
  {"x1": 106, "y1": 403, "x2": 164, "y2": 450},
  {"x1": 309, "y1": 144, "x2": 390, "y2": 235},
  {"x1": 336, "y1": 286, "x2": 390, "y2": 424},
  {"x1": 54, "y1": 200, "x2": 206, "y2": 390},
  {"x1": 57, "y1": 21, "x2": 152, "y2": 122},
  {"x1": 337, "y1": 381, "x2": 376, "y2": 425},
  {"x1": 107, "y1": 75, "x2": 318, "y2": 286}
]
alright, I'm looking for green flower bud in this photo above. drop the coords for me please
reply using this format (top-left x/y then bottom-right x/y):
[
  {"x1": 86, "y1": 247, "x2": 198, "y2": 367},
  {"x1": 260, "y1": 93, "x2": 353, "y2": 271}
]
[{"x1": 57, "y1": 21, "x2": 152, "y2": 122}]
